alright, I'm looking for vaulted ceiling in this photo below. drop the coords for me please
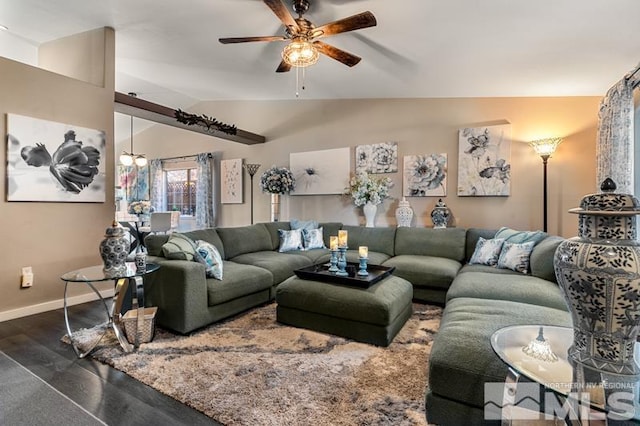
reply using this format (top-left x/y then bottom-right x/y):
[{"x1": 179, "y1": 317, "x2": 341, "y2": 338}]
[{"x1": 1, "y1": 0, "x2": 639, "y2": 109}]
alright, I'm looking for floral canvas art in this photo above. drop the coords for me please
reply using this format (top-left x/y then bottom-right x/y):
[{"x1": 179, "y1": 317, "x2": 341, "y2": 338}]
[
  {"x1": 6, "y1": 113, "x2": 106, "y2": 202},
  {"x1": 457, "y1": 124, "x2": 511, "y2": 196},
  {"x1": 403, "y1": 154, "x2": 447, "y2": 197},
  {"x1": 118, "y1": 165, "x2": 149, "y2": 203},
  {"x1": 290, "y1": 147, "x2": 350, "y2": 195},
  {"x1": 355, "y1": 142, "x2": 398, "y2": 174},
  {"x1": 221, "y1": 158, "x2": 243, "y2": 204}
]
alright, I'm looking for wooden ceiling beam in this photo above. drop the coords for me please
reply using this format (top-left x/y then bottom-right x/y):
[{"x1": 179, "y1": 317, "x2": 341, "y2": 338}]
[{"x1": 114, "y1": 92, "x2": 266, "y2": 145}]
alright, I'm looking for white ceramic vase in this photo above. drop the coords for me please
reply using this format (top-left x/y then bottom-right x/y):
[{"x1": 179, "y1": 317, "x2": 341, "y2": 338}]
[
  {"x1": 395, "y1": 197, "x2": 413, "y2": 227},
  {"x1": 270, "y1": 193, "x2": 280, "y2": 222},
  {"x1": 363, "y1": 202, "x2": 377, "y2": 228}
]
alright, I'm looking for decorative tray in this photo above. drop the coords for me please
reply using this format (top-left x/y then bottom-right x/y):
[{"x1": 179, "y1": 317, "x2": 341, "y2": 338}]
[{"x1": 293, "y1": 262, "x2": 395, "y2": 288}]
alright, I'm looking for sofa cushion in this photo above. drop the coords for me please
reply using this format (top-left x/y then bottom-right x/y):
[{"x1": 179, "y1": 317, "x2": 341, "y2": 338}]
[
  {"x1": 495, "y1": 227, "x2": 547, "y2": 244},
  {"x1": 530, "y1": 236, "x2": 564, "y2": 283},
  {"x1": 230, "y1": 251, "x2": 313, "y2": 284},
  {"x1": 145, "y1": 234, "x2": 170, "y2": 257},
  {"x1": 457, "y1": 263, "x2": 525, "y2": 276},
  {"x1": 278, "y1": 229, "x2": 304, "y2": 252},
  {"x1": 206, "y1": 261, "x2": 273, "y2": 306},
  {"x1": 468, "y1": 237, "x2": 504, "y2": 266},
  {"x1": 216, "y1": 224, "x2": 273, "y2": 259},
  {"x1": 162, "y1": 233, "x2": 197, "y2": 261},
  {"x1": 395, "y1": 227, "x2": 466, "y2": 261},
  {"x1": 302, "y1": 227, "x2": 326, "y2": 250},
  {"x1": 183, "y1": 228, "x2": 226, "y2": 259},
  {"x1": 341, "y1": 225, "x2": 396, "y2": 257},
  {"x1": 345, "y1": 250, "x2": 390, "y2": 266},
  {"x1": 429, "y1": 297, "x2": 571, "y2": 409},
  {"x1": 496, "y1": 241, "x2": 535, "y2": 274},
  {"x1": 446, "y1": 271, "x2": 568, "y2": 311},
  {"x1": 382, "y1": 254, "x2": 461, "y2": 290},
  {"x1": 282, "y1": 248, "x2": 331, "y2": 264}
]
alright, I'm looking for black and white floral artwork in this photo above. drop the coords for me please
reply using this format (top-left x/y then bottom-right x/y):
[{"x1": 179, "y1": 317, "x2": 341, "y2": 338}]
[
  {"x1": 355, "y1": 142, "x2": 398, "y2": 174},
  {"x1": 6, "y1": 113, "x2": 106, "y2": 202},
  {"x1": 403, "y1": 154, "x2": 447, "y2": 197},
  {"x1": 457, "y1": 124, "x2": 511, "y2": 196},
  {"x1": 290, "y1": 147, "x2": 350, "y2": 195},
  {"x1": 220, "y1": 158, "x2": 243, "y2": 204}
]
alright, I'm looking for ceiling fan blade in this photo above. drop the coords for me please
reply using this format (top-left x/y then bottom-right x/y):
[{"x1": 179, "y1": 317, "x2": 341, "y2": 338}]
[
  {"x1": 276, "y1": 60, "x2": 292, "y2": 73},
  {"x1": 313, "y1": 11, "x2": 377, "y2": 38},
  {"x1": 313, "y1": 41, "x2": 361, "y2": 67},
  {"x1": 263, "y1": 0, "x2": 300, "y2": 32},
  {"x1": 219, "y1": 36, "x2": 287, "y2": 44}
]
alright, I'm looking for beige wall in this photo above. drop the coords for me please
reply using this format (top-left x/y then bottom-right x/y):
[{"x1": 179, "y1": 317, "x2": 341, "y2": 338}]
[
  {"x1": 0, "y1": 28, "x2": 115, "y2": 319},
  {"x1": 129, "y1": 97, "x2": 600, "y2": 238}
]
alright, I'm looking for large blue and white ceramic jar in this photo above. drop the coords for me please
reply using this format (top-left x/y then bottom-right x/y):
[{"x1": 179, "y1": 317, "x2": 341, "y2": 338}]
[
  {"x1": 554, "y1": 178, "x2": 640, "y2": 374},
  {"x1": 99, "y1": 221, "x2": 130, "y2": 278}
]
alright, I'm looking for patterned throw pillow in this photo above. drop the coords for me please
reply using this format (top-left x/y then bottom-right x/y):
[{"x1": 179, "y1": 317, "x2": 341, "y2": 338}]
[
  {"x1": 193, "y1": 240, "x2": 223, "y2": 280},
  {"x1": 469, "y1": 237, "x2": 505, "y2": 266},
  {"x1": 290, "y1": 219, "x2": 319, "y2": 231},
  {"x1": 497, "y1": 241, "x2": 536, "y2": 274},
  {"x1": 302, "y1": 227, "x2": 326, "y2": 250},
  {"x1": 161, "y1": 233, "x2": 197, "y2": 261},
  {"x1": 495, "y1": 227, "x2": 546, "y2": 245},
  {"x1": 278, "y1": 229, "x2": 304, "y2": 252}
]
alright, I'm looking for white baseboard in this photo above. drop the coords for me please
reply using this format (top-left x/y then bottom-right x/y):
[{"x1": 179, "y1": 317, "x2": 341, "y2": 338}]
[{"x1": 0, "y1": 289, "x2": 115, "y2": 323}]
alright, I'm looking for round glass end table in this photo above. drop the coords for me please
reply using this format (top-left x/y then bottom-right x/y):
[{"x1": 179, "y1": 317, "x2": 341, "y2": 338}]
[
  {"x1": 60, "y1": 262, "x2": 159, "y2": 358},
  {"x1": 491, "y1": 325, "x2": 640, "y2": 425}
]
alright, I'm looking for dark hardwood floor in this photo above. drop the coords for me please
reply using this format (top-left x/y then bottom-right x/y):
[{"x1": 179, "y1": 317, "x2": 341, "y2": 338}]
[{"x1": 0, "y1": 300, "x2": 220, "y2": 426}]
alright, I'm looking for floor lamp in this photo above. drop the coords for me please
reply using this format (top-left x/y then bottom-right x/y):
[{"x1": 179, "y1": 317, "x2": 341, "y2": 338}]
[
  {"x1": 528, "y1": 138, "x2": 562, "y2": 233},
  {"x1": 243, "y1": 163, "x2": 261, "y2": 224}
]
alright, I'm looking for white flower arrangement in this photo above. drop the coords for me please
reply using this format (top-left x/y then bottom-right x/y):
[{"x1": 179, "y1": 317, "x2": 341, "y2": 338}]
[
  {"x1": 345, "y1": 171, "x2": 393, "y2": 206},
  {"x1": 260, "y1": 166, "x2": 296, "y2": 194},
  {"x1": 128, "y1": 200, "x2": 154, "y2": 215}
]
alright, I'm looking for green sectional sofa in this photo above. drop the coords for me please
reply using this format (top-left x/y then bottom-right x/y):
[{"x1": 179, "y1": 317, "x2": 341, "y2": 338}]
[{"x1": 144, "y1": 222, "x2": 570, "y2": 425}]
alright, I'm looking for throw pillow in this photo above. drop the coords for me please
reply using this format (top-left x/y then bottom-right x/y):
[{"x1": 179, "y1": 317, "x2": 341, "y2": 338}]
[
  {"x1": 302, "y1": 227, "x2": 326, "y2": 250},
  {"x1": 278, "y1": 229, "x2": 304, "y2": 252},
  {"x1": 290, "y1": 218, "x2": 319, "y2": 231},
  {"x1": 161, "y1": 233, "x2": 197, "y2": 261},
  {"x1": 469, "y1": 237, "x2": 505, "y2": 266},
  {"x1": 494, "y1": 227, "x2": 546, "y2": 245},
  {"x1": 193, "y1": 240, "x2": 223, "y2": 280},
  {"x1": 497, "y1": 241, "x2": 536, "y2": 274}
]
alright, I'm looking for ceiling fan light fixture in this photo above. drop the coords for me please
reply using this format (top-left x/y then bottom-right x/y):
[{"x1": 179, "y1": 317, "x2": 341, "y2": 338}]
[
  {"x1": 282, "y1": 37, "x2": 318, "y2": 68},
  {"x1": 119, "y1": 152, "x2": 134, "y2": 166}
]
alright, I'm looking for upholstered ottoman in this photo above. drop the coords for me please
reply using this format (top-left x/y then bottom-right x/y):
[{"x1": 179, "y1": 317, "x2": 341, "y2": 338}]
[{"x1": 275, "y1": 275, "x2": 413, "y2": 346}]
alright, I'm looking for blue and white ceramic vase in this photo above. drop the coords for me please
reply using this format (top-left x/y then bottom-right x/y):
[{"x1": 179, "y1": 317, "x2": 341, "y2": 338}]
[
  {"x1": 554, "y1": 178, "x2": 640, "y2": 374},
  {"x1": 430, "y1": 199, "x2": 450, "y2": 229},
  {"x1": 99, "y1": 221, "x2": 130, "y2": 278}
]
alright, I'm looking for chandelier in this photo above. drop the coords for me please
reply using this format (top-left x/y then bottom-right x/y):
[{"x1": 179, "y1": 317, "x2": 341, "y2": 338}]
[
  {"x1": 282, "y1": 37, "x2": 319, "y2": 68},
  {"x1": 119, "y1": 93, "x2": 147, "y2": 167}
]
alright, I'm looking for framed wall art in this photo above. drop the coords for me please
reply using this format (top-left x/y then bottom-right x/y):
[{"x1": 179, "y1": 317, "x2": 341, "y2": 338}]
[
  {"x1": 355, "y1": 142, "x2": 398, "y2": 174},
  {"x1": 457, "y1": 124, "x2": 511, "y2": 196},
  {"x1": 290, "y1": 147, "x2": 350, "y2": 195},
  {"x1": 118, "y1": 165, "x2": 149, "y2": 202},
  {"x1": 6, "y1": 113, "x2": 106, "y2": 202},
  {"x1": 220, "y1": 158, "x2": 243, "y2": 204},
  {"x1": 403, "y1": 154, "x2": 447, "y2": 197}
]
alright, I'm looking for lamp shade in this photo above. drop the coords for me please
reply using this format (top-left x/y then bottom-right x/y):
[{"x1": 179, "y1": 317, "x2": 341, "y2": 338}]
[
  {"x1": 529, "y1": 138, "x2": 562, "y2": 157},
  {"x1": 134, "y1": 155, "x2": 148, "y2": 167},
  {"x1": 119, "y1": 152, "x2": 134, "y2": 166},
  {"x1": 282, "y1": 37, "x2": 319, "y2": 68}
]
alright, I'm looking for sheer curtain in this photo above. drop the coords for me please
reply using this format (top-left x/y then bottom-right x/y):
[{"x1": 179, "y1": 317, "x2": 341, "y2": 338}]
[
  {"x1": 596, "y1": 64, "x2": 639, "y2": 194},
  {"x1": 149, "y1": 159, "x2": 165, "y2": 212},
  {"x1": 195, "y1": 153, "x2": 216, "y2": 228}
]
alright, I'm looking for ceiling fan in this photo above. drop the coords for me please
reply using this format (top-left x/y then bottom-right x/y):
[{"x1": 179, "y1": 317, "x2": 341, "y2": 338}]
[{"x1": 219, "y1": 0, "x2": 377, "y2": 72}]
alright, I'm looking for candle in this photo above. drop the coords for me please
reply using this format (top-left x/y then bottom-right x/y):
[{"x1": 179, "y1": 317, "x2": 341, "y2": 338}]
[
  {"x1": 359, "y1": 246, "x2": 368, "y2": 258},
  {"x1": 330, "y1": 236, "x2": 338, "y2": 251},
  {"x1": 338, "y1": 230, "x2": 348, "y2": 247}
]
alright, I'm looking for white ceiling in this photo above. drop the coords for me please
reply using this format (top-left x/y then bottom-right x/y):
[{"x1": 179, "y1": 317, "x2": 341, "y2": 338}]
[{"x1": 1, "y1": 0, "x2": 639, "y2": 108}]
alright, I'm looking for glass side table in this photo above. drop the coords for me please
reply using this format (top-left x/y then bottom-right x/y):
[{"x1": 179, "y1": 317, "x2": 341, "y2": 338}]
[
  {"x1": 60, "y1": 262, "x2": 159, "y2": 358},
  {"x1": 491, "y1": 325, "x2": 640, "y2": 425}
]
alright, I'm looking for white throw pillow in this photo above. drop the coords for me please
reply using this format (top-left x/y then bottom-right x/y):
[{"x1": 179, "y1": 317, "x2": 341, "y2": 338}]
[
  {"x1": 469, "y1": 237, "x2": 505, "y2": 266},
  {"x1": 278, "y1": 229, "x2": 304, "y2": 252},
  {"x1": 497, "y1": 241, "x2": 535, "y2": 274},
  {"x1": 302, "y1": 227, "x2": 325, "y2": 250}
]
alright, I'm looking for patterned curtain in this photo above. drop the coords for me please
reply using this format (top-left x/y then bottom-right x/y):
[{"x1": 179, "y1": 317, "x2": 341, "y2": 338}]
[
  {"x1": 195, "y1": 153, "x2": 216, "y2": 228},
  {"x1": 596, "y1": 65, "x2": 639, "y2": 194},
  {"x1": 149, "y1": 159, "x2": 165, "y2": 212}
]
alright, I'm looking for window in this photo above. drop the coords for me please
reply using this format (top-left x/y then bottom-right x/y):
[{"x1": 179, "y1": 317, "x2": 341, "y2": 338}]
[{"x1": 166, "y1": 168, "x2": 198, "y2": 216}]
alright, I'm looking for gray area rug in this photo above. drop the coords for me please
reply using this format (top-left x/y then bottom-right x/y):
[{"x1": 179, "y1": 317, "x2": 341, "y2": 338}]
[
  {"x1": 66, "y1": 303, "x2": 442, "y2": 425},
  {"x1": 0, "y1": 350, "x2": 106, "y2": 426}
]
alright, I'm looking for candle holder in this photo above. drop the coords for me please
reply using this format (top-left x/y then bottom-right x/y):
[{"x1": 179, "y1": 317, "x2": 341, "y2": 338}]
[
  {"x1": 358, "y1": 257, "x2": 369, "y2": 276},
  {"x1": 329, "y1": 249, "x2": 339, "y2": 272},
  {"x1": 336, "y1": 246, "x2": 349, "y2": 277}
]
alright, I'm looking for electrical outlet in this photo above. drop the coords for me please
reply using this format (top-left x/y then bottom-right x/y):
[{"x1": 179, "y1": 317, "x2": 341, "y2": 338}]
[{"x1": 21, "y1": 266, "x2": 33, "y2": 288}]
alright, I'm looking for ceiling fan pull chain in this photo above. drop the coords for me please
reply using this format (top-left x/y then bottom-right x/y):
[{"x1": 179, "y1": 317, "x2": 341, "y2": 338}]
[
  {"x1": 295, "y1": 66, "x2": 300, "y2": 98},
  {"x1": 302, "y1": 67, "x2": 307, "y2": 92}
]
